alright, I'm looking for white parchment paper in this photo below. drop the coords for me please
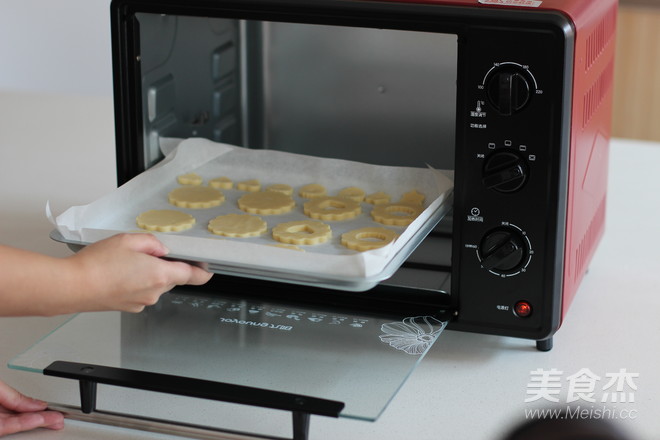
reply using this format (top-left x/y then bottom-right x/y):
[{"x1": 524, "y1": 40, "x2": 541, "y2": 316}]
[{"x1": 53, "y1": 138, "x2": 453, "y2": 287}]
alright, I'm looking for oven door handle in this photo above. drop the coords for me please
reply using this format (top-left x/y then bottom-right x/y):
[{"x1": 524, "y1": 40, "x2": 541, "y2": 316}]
[{"x1": 44, "y1": 360, "x2": 344, "y2": 440}]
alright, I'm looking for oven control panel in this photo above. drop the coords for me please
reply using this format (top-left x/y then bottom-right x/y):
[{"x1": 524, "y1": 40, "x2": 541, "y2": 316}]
[{"x1": 453, "y1": 23, "x2": 568, "y2": 340}]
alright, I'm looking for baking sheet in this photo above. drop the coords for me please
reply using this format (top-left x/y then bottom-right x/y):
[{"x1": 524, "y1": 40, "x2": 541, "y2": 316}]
[{"x1": 51, "y1": 138, "x2": 453, "y2": 290}]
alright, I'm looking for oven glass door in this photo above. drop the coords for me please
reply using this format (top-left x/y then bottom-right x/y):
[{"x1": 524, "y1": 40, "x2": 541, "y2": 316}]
[{"x1": 9, "y1": 286, "x2": 450, "y2": 424}]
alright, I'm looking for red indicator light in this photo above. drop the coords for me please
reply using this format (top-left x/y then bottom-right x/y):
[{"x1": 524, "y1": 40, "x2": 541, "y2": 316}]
[{"x1": 514, "y1": 301, "x2": 532, "y2": 318}]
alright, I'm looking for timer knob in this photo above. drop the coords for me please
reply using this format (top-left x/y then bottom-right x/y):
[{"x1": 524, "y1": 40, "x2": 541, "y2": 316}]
[
  {"x1": 482, "y1": 151, "x2": 528, "y2": 193},
  {"x1": 486, "y1": 67, "x2": 532, "y2": 116},
  {"x1": 479, "y1": 227, "x2": 527, "y2": 273}
]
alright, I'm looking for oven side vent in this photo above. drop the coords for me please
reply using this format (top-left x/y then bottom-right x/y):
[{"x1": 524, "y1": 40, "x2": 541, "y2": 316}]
[
  {"x1": 585, "y1": 5, "x2": 617, "y2": 71},
  {"x1": 582, "y1": 59, "x2": 614, "y2": 129},
  {"x1": 573, "y1": 195, "x2": 606, "y2": 282}
]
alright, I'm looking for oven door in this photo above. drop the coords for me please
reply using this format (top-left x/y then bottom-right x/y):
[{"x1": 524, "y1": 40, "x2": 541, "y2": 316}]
[{"x1": 9, "y1": 280, "x2": 453, "y2": 439}]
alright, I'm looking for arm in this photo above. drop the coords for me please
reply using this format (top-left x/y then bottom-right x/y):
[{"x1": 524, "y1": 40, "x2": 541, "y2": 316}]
[{"x1": 0, "y1": 233, "x2": 212, "y2": 316}]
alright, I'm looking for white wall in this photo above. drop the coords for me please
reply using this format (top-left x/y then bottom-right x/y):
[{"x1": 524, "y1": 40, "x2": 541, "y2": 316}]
[{"x1": 0, "y1": 0, "x2": 113, "y2": 96}]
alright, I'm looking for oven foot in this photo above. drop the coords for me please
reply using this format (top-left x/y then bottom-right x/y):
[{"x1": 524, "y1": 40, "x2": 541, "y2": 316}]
[{"x1": 535, "y1": 338, "x2": 553, "y2": 352}]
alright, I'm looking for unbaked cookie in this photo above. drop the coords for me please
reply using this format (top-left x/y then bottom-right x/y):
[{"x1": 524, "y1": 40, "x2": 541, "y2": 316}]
[
  {"x1": 236, "y1": 179, "x2": 261, "y2": 192},
  {"x1": 272, "y1": 220, "x2": 332, "y2": 245},
  {"x1": 400, "y1": 190, "x2": 425, "y2": 205},
  {"x1": 208, "y1": 176, "x2": 233, "y2": 189},
  {"x1": 337, "y1": 186, "x2": 366, "y2": 202},
  {"x1": 266, "y1": 183, "x2": 294, "y2": 196},
  {"x1": 136, "y1": 209, "x2": 196, "y2": 232},
  {"x1": 208, "y1": 214, "x2": 267, "y2": 237},
  {"x1": 269, "y1": 244, "x2": 305, "y2": 251},
  {"x1": 238, "y1": 191, "x2": 295, "y2": 215},
  {"x1": 371, "y1": 203, "x2": 424, "y2": 226},
  {"x1": 177, "y1": 172, "x2": 202, "y2": 185},
  {"x1": 341, "y1": 227, "x2": 398, "y2": 251},
  {"x1": 299, "y1": 183, "x2": 327, "y2": 199},
  {"x1": 365, "y1": 191, "x2": 391, "y2": 205},
  {"x1": 303, "y1": 196, "x2": 362, "y2": 221},
  {"x1": 168, "y1": 186, "x2": 225, "y2": 209}
]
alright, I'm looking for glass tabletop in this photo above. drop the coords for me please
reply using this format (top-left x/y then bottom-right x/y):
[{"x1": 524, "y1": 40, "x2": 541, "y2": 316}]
[{"x1": 9, "y1": 288, "x2": 448, "y2": 422}]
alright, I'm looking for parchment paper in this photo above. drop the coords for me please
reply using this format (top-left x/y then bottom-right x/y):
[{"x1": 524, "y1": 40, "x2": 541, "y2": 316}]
[{"x1": 52, "y1": 138, "x2": 453, "y2": 287}]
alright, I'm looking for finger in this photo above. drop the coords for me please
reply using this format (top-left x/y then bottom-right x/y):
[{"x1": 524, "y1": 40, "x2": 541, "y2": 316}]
[
  {"x1": 165, "y1": 261, "x2": 213, "y2": 286},
  {"x1": 121, "y1": 233, "x2": 170, "y2": 257},
  {"x1": 0, "y1": 381, "x2": 47, "y2": 413},
  {"x1": 0, "y1": 411, "x2": 63, "y2": 436}
]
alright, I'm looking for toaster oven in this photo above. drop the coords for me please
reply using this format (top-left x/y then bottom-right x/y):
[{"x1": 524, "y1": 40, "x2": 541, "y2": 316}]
[
  {"x1": 10, "y1": 0, "x2": 617, "y2": 437},
  {"x1": 111, "y1": 0, "x2": 615, "y2": 352}
]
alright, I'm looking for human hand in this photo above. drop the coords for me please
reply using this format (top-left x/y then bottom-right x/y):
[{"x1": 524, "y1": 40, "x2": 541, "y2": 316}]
[
  {"x1": 0, "y1": 380, "x2": 64, "y2": 436},
  {"x1": 66, "y1": 233, "x2": 213, "y2": 313}
]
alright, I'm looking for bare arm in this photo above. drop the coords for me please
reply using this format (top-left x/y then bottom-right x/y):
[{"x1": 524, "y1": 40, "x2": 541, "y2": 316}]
[{"x1": 0, "y1": 233, "x2": 212, "y2": 316}]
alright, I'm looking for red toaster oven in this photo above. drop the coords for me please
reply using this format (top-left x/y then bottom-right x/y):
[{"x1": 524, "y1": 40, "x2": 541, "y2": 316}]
[{"x1": 111, "y1": 0, "x2": 616, "y2": 352}]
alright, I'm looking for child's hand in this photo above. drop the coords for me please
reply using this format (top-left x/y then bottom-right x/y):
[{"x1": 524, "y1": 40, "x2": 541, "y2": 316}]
[
  {"x1": 67, "y1": 233, "x2": 213, "y2": 313},
  {"x1": 0, "y1": 380, "x2": 64, "y2": 436}
]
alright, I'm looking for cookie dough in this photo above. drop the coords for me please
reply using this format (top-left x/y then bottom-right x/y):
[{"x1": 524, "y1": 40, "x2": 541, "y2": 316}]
[
  {"x1": 269, "y1": 244, "x2": 305, "y2": 251},
  {"x1": 208, "y1": 176, "x2": 233, "y2": 189},
  {"x1": 168, "y1": 186, "x2": 225, "y2": 209},
  {"x1": 208, "y1": 213, "x2": 267, "y2": 237},
  {"x1": 272, "y1": 220, "x2": 332, "y2": 245},
  {"x1": 371, "y1": 203, "x2": 424, "y2": 226},
  {"x1": 400, "y1": 190, "x2": 425, "y2": 205},
  {"x1": 238, "y1": 191, "x2": 295, "y2": 215},
  {"x1": 136, "y1": 209, "x2": 196, "y2": 232},
  {"x1": 266, "y1": 183, "x2": 294, "y2": 196},
  {"x1": 365, "y1": 191, "x2": 391, "y2": 205},
  {"x1": 236, "y1": 179, "x2": 261, "y2": 192},
  {"x1": 337, "y1": 186, "x2": 366, "y2": 202},
  {"x1": 303, "y1": 196, "x2": 362, "y2": 221},
  {"x1": 177, "y1": 173, "x2": 202, "y2": 185},
  {"x1": 299, "y1": 183, "x2": 327, "y2": 199},
  {"x1": 341, "y1": 227, "x2": 399, "y2": 251}
]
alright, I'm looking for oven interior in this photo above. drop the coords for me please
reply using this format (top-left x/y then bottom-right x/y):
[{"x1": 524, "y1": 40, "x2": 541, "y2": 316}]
[{"x1": 135, "y1": 13, "x2": 458, "y2": 309}]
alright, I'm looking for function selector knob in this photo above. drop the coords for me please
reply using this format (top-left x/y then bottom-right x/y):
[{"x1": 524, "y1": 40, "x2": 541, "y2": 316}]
[
  {"x1": 485, "y1": 66, "x2": 533, "y2": 116},
  {"x1": 479, "y1": 227, "x2": 528, "y2": 273},
  {"x1": 482, "y1": 151, "x2": 528, "y2": 193}
]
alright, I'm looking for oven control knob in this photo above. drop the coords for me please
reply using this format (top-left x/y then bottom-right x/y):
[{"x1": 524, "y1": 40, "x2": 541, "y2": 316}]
[
  {"x1": 479, "y1": 228, "x2": 527, "y2": 273},
  {"x1": 482, "y1": 151, "x2": 528, "y2": 193},
  {"x1": 486, "y1": 67, "x2": 532, "y2": 116}
]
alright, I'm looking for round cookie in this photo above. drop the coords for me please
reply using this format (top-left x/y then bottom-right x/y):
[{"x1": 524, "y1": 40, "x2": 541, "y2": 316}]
[
  {"x1": 337, "y1": 186, "x2": 366, "y2": 202},
  {"x1": 400, "y1": 190, "x2": 425, "y2": 205},
  {"x1": 208, "y1": 176, "x2": 233, "y2": 189},
  {"x1": 371, "y1": 203, "x2": 424, "y2": 226},
  {"x1": 272, "y1": 220, "x2": 332, "y2": 245},
  {"x1": 236, "y1": 179, "x2": 261, "y2": 192},
  {"x1": 177, "y1": 172, "x2": 202, "y2": 185},
  {"x1": 266, "y1": 183, "x2": 294, "y2": 196},
  {"x1": 168, "y1": 186, "x2": 225, "y2": 209},
  {"x1": 238, "y1": 191, "x2": 295, "y2": 215},
  {"x1": 208, "y1": 214, "x2": 267, "y2": 237},
  {"x1": 136, "y1": 209, "x2": 196, "y2": 232},
  {"x1": 365, "y1": 191, "x2": 391, "y2": 205},
  {"x1": 303, "y1": 196, "x2": 361, "y2": 221},
  {"x1": 299, "y1": 183, "x2": 327, "y2": 199},
  {"x1": 341, "y1": 227, "x2": 399, "y2": 251}
]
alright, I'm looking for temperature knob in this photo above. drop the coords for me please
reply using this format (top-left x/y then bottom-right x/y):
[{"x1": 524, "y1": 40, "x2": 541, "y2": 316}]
[
  {"x1": 482, "y1": 151, "x2": 528, "y2": 193},
  {"x1": 479, "y1": 227, "x2": 528, "y2": 273},
  {"x1": 486, "y1": 66, "x2": 532, "y2": 116}
]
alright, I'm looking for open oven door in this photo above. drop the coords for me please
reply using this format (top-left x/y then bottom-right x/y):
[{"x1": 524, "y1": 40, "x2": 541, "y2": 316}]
[{"x1": 9, "y1": 281, "x2": 453, "y2": 440}]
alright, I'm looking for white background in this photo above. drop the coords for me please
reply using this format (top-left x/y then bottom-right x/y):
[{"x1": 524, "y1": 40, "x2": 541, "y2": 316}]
[{"x1": 0, "y1": 0, "x2": 113, "y2": 96}]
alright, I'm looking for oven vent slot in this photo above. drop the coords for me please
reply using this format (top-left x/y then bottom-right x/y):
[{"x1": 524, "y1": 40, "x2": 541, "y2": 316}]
[
  {"x1": 585, "y1": 5, "x2": 617, "y2": 71},
  {"x1": 582, "y1": 59, "x2": 614, "y2": 129},
  {"x1": 574, "y1": 195, "x2": 606, "y2": 281}
]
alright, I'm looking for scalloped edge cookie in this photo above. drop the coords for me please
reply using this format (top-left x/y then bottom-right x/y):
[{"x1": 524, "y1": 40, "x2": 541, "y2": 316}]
[{"x1": 136, "y1": 209, "x2": 196, "y2": 232}]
